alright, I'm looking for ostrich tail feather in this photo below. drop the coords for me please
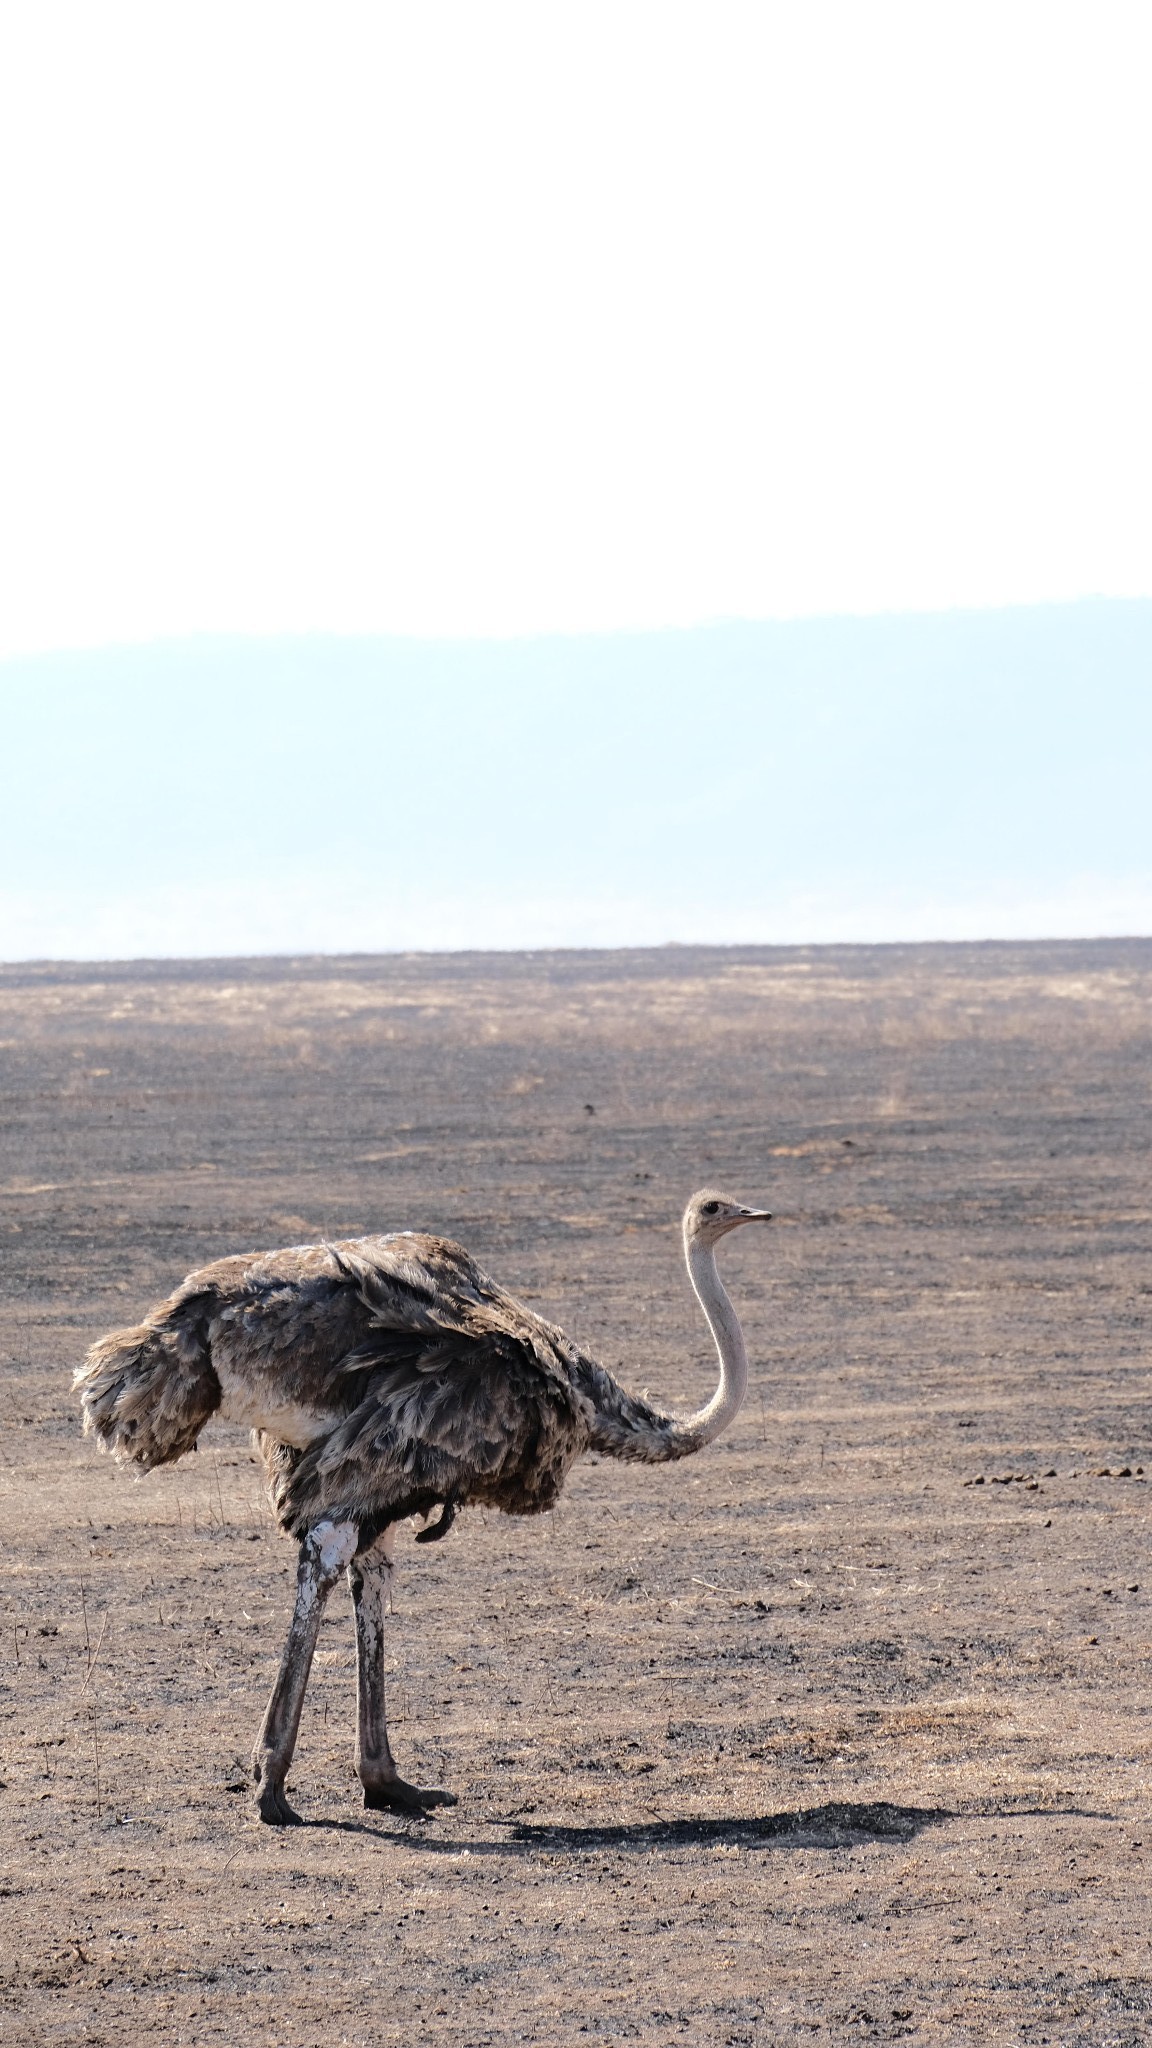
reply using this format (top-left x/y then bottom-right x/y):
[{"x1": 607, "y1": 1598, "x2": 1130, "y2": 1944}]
[{"x1": 75, "y1": 1313, "x2": 221, "y2": 1470}]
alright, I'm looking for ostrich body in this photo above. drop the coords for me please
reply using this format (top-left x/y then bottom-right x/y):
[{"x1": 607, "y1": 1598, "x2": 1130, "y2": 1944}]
[{"x1": 76, "y1": 1190, "x2": 769, "y2": 1825}]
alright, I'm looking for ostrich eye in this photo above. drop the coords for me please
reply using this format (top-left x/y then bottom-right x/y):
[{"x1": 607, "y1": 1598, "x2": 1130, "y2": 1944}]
[{"x1": 701, "y1": 1200, "x2": 720, "y2": 1216}]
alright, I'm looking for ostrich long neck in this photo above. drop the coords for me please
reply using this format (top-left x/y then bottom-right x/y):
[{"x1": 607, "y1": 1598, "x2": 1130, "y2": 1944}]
[{"x1": 674, "y1": 1235, "x2": 749, "y2": 1449}]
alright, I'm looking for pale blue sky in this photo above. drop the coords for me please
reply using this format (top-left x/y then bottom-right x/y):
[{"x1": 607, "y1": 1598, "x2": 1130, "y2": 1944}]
[
  {"x1": 2, "y1": 9, "x2": 1149, "y2": 957},
  {"x1": 4, "y1": 602, "x2": 1149, "y2": 958}
]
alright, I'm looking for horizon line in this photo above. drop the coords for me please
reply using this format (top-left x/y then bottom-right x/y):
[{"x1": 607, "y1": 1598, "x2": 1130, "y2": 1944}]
[{"x1": 4, "y1": 931, "x2": 1152, "y2": 975}]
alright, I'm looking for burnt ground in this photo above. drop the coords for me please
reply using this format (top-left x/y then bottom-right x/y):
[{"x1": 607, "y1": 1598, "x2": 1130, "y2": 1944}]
[{"x1": 1, "y1": 939, "x2": 1151, "y2": 2047}]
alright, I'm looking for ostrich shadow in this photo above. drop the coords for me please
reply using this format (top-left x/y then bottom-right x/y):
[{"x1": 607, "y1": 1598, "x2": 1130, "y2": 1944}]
[
  {"x1": 306, "y1": 1798, "x2": 951, "y2": 1854},
  {"x1": 506, "y1": 1799, "x2": 948, "y2": 1852},
  {"x1": 304, "y1": 1794, "x2": 1112, "y2": 1853}
]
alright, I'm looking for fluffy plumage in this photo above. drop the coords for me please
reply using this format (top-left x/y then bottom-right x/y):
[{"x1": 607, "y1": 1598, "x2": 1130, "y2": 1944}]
[
  {"x1": 75, "y1": 1192, "x2": 769, "y2": 1825},
  {"x1": 76, "y1": 1230, "x2": 691, "y2": 1538}
]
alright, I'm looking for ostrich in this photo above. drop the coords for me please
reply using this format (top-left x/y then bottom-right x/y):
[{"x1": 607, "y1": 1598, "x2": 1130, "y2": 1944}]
[{"x1": 75, "y1": 1189, "x2": 769, "y2": 1825}]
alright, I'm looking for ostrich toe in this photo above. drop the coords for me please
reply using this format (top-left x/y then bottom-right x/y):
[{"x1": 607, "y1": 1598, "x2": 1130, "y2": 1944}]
[
  {"x1": 254, "y1": 1782, "x2": 304, "y2": 1826},
  {"x1": 362, "y1": 1776, "x2": 458, "y2": 1814}
]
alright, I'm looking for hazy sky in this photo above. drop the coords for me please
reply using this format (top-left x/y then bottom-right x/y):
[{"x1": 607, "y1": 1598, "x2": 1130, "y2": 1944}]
[
  {"x1": 3, "y1": 604, "x2": 1149, "y2": 959},
  {"x1": 2, "y1": 3, "x2": 1150, "y2": 654},
  {"x1": 3, "y1": 11, "x2": 1148, "y2": 961}
]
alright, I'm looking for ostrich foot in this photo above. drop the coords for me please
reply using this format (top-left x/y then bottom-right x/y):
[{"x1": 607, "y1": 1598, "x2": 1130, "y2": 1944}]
[
  {"x1": 254, "y1": 1780, "x2": 304, "y2": 1826},
  {"x1": 362, "y1": 1775, "x2": 458, "y2": 1815}
]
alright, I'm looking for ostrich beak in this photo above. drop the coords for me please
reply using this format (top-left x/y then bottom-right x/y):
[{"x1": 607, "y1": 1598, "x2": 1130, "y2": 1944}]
[{"x1": 735, "y1": 1206, "x2": 772, "y2": 1224}]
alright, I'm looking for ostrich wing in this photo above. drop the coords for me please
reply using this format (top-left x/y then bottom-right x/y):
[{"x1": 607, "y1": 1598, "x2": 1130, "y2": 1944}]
[
  {"x1": 266, "y1": 1235, "x2": 588, "y2": 1534},
  {"x1": 271, "y1": 1329, "x2": 581, "y2": 1532},
  {"x1": 326, "y1": 1234, "x2": 578, "y2": 1381}
]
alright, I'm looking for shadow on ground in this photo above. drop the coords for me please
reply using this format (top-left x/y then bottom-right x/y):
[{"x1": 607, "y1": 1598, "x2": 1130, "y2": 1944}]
[
  {"x1": 507, "y1": 1800, "x2": 949, "y2": 1851},
  {"x1": 297, "y1": 1798, "x2": 949, "y2": 1855},
  {"x1": 295, "y1": 1795, "x2": 1110, "y2": 1856}
]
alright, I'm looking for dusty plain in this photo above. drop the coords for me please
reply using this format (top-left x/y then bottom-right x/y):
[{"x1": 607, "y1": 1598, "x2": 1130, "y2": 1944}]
[{"x1": 1, "y1": 940, "x2": 1151, "y2": 2047}]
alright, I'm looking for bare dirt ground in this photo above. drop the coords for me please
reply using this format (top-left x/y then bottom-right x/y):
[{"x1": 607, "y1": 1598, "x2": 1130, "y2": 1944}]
[{"x1": 2, "y1": 940, "x2": 1152, "y2": 2048}]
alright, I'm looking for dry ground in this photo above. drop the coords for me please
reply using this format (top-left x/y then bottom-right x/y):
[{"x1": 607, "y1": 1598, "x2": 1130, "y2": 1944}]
[{"x1": 2, "y1": 940, "x2": 1152, "y2": 2047}]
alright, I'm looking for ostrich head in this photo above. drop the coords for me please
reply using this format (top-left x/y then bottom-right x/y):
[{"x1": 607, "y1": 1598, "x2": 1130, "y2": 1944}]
[{"x1": 682, "y1": 1188, "x2": 772, "y2": 1249}]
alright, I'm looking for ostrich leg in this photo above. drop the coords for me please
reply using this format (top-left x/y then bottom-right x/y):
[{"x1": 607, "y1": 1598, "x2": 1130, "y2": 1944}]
[
  {"x1": 252, "y1": 1518, "x2": 359, "y2": 1824},
  {"x1": 349, "y1": 1526, "x2": 458, "y2": 1814}
]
